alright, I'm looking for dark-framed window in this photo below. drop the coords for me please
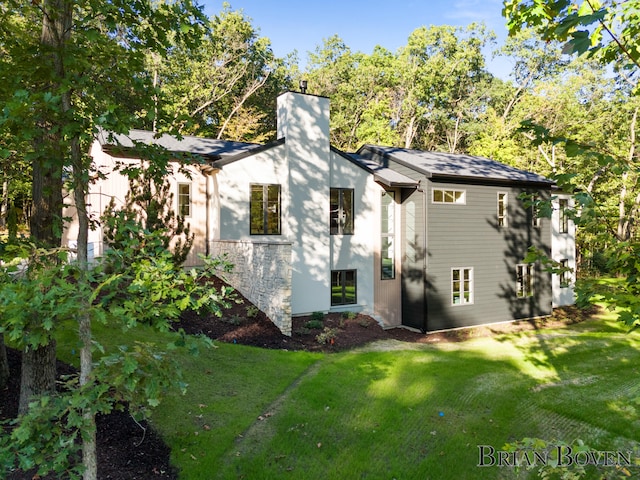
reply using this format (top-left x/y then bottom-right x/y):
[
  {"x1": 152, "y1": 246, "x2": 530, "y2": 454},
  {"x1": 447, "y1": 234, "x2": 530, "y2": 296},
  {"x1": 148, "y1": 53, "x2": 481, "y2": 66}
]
[
  {"x1": 331, "y1": 270, "x2": 356, "y2": 305},
  {"x1": 559, "y1": 199, "x2": 569, "y2": 234},
  {"x1": 559, "y1": 259, "x2": 571, "y2": 288},
  {"x1": 381, "y1": 191, "x2": 395, "y2": 279},
  {"x1": 330, "y1": 188, "x2": 354, "y2": 235},
  {"x1": 531, "y1": 195, "x2": 541, "y2": 228},
  {"x1": 178, "y1": 183, "x2": 191, "y2": 217},
  {"x1": 250, "y1": 184, "x2": 281, "y2": 235}
]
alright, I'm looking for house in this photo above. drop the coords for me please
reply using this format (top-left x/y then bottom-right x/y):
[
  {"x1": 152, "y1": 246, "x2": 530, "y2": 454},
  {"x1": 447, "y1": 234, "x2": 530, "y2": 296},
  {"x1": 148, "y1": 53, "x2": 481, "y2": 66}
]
[{"x1": 63, "y1": 91, "x2": 576, "y2": 335}]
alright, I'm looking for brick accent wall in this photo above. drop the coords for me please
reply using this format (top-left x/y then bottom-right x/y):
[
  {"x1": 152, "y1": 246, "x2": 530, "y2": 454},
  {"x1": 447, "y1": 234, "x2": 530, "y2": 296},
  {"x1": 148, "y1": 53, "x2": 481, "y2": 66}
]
[{"x1": 210, "y1": 240, "x2": 293, "y2": 336}]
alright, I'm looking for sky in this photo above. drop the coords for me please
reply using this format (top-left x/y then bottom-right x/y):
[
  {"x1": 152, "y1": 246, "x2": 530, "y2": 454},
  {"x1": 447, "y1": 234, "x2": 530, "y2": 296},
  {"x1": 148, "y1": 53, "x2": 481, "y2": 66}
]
[{"x1": 202, "y1": 0, "x2": 514, "y2": 79}]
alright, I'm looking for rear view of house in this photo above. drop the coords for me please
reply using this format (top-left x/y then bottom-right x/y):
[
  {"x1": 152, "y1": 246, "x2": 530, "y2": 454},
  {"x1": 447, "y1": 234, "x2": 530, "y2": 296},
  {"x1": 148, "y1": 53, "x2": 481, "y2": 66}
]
[{"x1": 63, "y1": 91, "x2": 575, "y2": 335}]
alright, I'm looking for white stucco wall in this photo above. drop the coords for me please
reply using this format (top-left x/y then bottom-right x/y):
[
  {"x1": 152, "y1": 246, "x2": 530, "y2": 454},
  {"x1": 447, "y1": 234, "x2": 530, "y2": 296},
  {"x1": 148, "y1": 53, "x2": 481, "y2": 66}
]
[
  {"x1": 551, "y1": 193, "x2": 576, "y2": 307},
  {"x1": 329, "y1": 150, "x2": 378, "y2": 316}
]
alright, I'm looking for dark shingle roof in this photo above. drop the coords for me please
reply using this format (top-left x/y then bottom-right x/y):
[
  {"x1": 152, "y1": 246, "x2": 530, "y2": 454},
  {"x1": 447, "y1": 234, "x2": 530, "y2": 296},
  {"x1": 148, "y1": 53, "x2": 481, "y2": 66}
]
[
  {"x1": 97, "y1": 129, "x2": 259, "y2": 160},
  {"x1": 357, "y1": 145, "x2": 553, "y2": 186}
]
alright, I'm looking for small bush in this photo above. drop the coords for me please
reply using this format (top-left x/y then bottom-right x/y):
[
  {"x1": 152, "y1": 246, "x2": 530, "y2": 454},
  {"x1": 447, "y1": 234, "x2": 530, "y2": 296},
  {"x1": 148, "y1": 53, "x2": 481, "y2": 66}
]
[
  {"x1": 310, "y1": 311, "x2": 325, "y2": 322},
  {"x1": 341, "y1": 311, "x2": 357, "y2": 320},
  {"x1": 358, "y1": 318, "x2": 371, "y2": 328},
  {"x1": 304, "y1": 319, "x2": 324, "y2": 330},
  {"x1": 245, "y1": 305, "x2": 259, "y2": 318},
  {"x1": 316, "y1": 327, "x2": 339, "y2": 345},
  {"x1": 222, "y1": 314, "x2": 244, "y2": 326}
]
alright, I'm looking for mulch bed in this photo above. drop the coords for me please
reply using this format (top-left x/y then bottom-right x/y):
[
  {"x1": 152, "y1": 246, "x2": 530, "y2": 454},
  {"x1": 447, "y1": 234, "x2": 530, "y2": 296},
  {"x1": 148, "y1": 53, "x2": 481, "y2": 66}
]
[{"x1": 0, "y1": 277, "x2": 598, "y2": 479}]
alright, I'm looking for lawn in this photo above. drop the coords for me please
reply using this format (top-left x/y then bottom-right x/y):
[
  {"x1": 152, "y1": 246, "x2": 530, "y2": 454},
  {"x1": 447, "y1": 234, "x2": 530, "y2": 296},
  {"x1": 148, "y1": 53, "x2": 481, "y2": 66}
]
[{"x1": 60, "y1": 309, "x2": 640, "y2": 479}]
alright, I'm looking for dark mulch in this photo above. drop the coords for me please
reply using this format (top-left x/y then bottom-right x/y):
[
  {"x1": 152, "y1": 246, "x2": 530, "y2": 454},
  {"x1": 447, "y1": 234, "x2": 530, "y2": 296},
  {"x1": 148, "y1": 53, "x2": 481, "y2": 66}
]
[
  {"x1": 0, "y1": 348, "x2": 176, "y2": 480},
  {"x1": 1, "y1": 275, "x2": 598, "y2": 479}
]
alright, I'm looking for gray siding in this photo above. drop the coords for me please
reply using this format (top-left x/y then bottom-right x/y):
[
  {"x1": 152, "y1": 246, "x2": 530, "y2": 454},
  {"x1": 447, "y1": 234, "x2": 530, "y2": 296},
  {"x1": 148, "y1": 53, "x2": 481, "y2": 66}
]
[{"x1": 425, "y1": 180, "x2": 552, "y2": 331}]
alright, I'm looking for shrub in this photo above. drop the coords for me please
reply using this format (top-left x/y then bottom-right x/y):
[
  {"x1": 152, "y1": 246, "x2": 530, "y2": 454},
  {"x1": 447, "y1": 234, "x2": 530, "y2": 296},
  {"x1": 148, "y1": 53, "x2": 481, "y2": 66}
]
[
  {"x1": 304, "y1": 319, "x2": 324, "y2": 330},
  {"x1": 341, "y1": 311, "x2": 357, "y2": 320},
  {"x1": 310, "y1": 311, "x2": 325, "y2": 322},
  {"x1": 245, "y1": 305, "x2": 259, "y2": 318},
  {"x1": 316, "y1": 327, "x2": 338, "y2": 345}
]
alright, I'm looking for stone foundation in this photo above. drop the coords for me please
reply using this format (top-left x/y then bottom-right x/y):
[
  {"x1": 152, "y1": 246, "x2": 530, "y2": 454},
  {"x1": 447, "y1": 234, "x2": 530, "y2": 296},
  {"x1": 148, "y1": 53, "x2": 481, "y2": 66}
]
[{"x1": 210, "y1": 240, "x2": 292, "y2": 336}]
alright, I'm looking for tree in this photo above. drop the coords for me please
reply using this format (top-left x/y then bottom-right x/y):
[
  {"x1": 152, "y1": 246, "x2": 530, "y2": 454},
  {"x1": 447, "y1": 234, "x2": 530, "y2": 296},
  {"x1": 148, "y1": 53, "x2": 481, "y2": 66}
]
[
  {"x1": 503, "y1": 0, "x2": 640, "y2": 327},
  {"x1": 0, "y1": 0, "x2": 209, "y2": 478},
  {"x1": 155, "y1": 4, "x2": 292, "y2": 141}
]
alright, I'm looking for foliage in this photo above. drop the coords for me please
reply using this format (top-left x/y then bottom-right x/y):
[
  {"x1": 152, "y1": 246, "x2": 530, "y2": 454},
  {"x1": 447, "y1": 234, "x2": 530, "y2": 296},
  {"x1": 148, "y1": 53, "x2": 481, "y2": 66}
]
[
  {"x1": 503, "y1": 0, "x2": 640, "y2": 91},
  {"x1": 0, "y1": 237, "x2": 233, "y2": 477},
  {"x1": 245, "y1": 305, "x2": 259, "y2": 318},
  {"x1": 315, "y1": 327, "x2": 339, "y2": 345},
  {"x1": 101, "y1": 166, "x2": 194, "y2": 268},
  {"x1": 310, "y1": 311, "x2": 325, "y2": 322},
  {"x1": 304, "y1": 319, "x2": 324, "y2": 330}
]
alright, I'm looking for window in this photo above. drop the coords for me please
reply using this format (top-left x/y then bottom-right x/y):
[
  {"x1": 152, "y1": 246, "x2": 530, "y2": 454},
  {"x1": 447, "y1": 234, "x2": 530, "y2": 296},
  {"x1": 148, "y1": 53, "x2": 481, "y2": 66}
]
[
  {"x1": 452, "y1": 268, "x2": 473, "y2": 305},
  {"x1": 177, "y1": 183, "x2": 191, "y2": 217},
  {"x1": 559, "y1": 259, "x2": 571, "y2": 288},
  {"x1": 497, "y1": 192, "x2": 508, "y2": 227},
  {"x1": 381, "y1": 191, "x2": 395, "y2": 279},
  {"x1": 331, "y1": 270, "x2": 356, "y2": 305},
  {"x1": 250, "y1": 184, "x2": 281, "y2": 235},
  {"x1": 330, "y1": 188, "x2": 354, "y2": 234},
  {"x1": 559, "y1": 199, "x2": 569, "y2": 233},
  {"x1": 433, "y1": 188, "x2": 466, "y2": 204},
  {"x1": 531, "y1": 195, "x2": 541, "y2": 228},
  {"x1": 516, "y1": 264, "x2": 534, "y2": 298}
]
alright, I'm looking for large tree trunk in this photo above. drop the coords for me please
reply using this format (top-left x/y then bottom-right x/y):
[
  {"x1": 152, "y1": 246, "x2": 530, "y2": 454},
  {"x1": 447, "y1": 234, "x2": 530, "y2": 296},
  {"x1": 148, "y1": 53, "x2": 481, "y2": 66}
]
[
  {"x1": 18, "y1": 341, "x2": 57, "y2": 414},
  {"x1": 0, "y1": 334, "x2": 9, "y2": 389},
  {"x1": 18, "y1": 0, "x2": 70, "y2": 415}
]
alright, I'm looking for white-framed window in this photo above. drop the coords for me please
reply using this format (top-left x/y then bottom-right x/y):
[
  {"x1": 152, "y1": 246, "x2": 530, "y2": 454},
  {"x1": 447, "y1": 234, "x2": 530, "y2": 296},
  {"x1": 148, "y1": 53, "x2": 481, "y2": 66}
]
[
  {"x1": 433, "y1": 188, "x2": 466, "y2": 204},
  {"x1": 531, "y1": 194, "x2": 541, "y2": 228},
  {"x1": 516, "y1": 263, "x2": 534, "y2": 298},
  {"x1": 559, "y1": 259, "x2": 571, "y2": 288},
  {"x1": 177, "y1": 183, "x2": 191, "y2": 217},
  {"x1": 452, "y1": 267, "x2": 473, "y2": 305},
  {"x1": 381, "y1": 191, "x2": 395, "y2": 279},
  {"x1": 497, "y1": 192, "x2": 508, "y2": 227}
]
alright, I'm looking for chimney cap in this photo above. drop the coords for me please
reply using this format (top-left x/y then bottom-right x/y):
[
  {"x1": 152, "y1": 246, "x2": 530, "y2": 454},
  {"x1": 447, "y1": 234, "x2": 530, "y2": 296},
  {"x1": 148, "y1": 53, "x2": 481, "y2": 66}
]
[{"x1": 299, "y1": 79, "x2": 308, "y2": 94}]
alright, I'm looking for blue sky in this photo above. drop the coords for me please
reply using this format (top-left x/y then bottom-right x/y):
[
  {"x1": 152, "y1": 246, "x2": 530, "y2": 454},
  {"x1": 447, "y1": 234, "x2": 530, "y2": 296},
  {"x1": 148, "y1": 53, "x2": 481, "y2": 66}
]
[{"x1": 203, "y1": 0, "x2": 514, "y2": 79}]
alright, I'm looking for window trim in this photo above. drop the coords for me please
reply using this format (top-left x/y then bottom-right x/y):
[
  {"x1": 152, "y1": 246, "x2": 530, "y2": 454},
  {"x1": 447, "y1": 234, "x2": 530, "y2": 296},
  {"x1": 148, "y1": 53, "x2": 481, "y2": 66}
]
[
  {"x1": 516, "y1": 263, "x2": 534, "y2": 298},
  {"x1": 250, "y1": 183, "x2": 281, "y2": 235},
  {"x1": 177, "y1": 182, "x2": 192, "y2": 218},
  {"x1": 451, "y1": 267, "x2": 474, "y2": 306},
  {"x1": 497, "y1": 192, "x2": 508, "y2": 227},
  {"x1": 331, "y1": 269, "x2": 357, "y2": 306},
  {"x1": 330, "y1": 188, "x2": 354, "y2": 235},
  {"x1": 381, "y1": 191, "x2": 395, "y2": 280},
  {"x1": 432, "y1": 188, "x2": 466, "y2": 205}
]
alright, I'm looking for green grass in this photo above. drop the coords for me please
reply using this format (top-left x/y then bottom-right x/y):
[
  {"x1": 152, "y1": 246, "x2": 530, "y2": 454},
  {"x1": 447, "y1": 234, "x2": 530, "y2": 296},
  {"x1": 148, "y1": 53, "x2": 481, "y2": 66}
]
[{"x1": 54, "y1": 309, "x2": 640, "y2": 479}]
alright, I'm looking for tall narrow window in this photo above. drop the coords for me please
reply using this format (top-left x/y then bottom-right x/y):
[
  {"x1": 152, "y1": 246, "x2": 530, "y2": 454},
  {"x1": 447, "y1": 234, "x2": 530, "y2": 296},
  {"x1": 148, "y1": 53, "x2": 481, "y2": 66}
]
[
  {"x1": 381, "y1": 191, "x2": 395, "y2": 279},
  {"x1": 559, "y1": 199, "x2": 569, "y2": 233},
  {"x1": 452, "y1": 268, "x2": 473, "y2": 305},
  {"x1": 559, "y1": 259, "x2": 571, "y2": 288},
  {"x1": 250, "y1": 184, "x2": 281, "y2": 235},
  {"x1": 497, "y1": 192, "x2": 508, "y2": 227},
  {"x1": 177, "y1": 183, "x2": 191, "y2": 217},
  {"x1": 516, "y1": 264, "x2": 534, "y2": 298},
  {"x1": 330, "y1": 188, "x2": 354, "y2": 234},
  {"x1": 531, "y1": 195, "x2": 541, "y2": 228},
  {"x1": 331, "y1": 270, "x2": 357, "y2": 305}
]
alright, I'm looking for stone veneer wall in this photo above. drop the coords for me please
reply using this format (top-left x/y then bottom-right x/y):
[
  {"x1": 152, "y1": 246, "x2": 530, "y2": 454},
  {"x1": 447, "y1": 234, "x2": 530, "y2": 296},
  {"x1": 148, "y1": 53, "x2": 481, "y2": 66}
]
[{"x1": 209, "y1": 240, "x2": 293, "y2": 336}]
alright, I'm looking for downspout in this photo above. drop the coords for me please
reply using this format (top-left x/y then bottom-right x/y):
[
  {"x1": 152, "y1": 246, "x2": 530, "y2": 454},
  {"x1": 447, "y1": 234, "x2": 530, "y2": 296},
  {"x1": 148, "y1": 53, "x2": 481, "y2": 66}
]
[
  {"x1": 200, "y1": 164, "x2": 219, "y2": 257},
  {"x1": 419, "y1": 178, "x2": 428, "y2": 333}
]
